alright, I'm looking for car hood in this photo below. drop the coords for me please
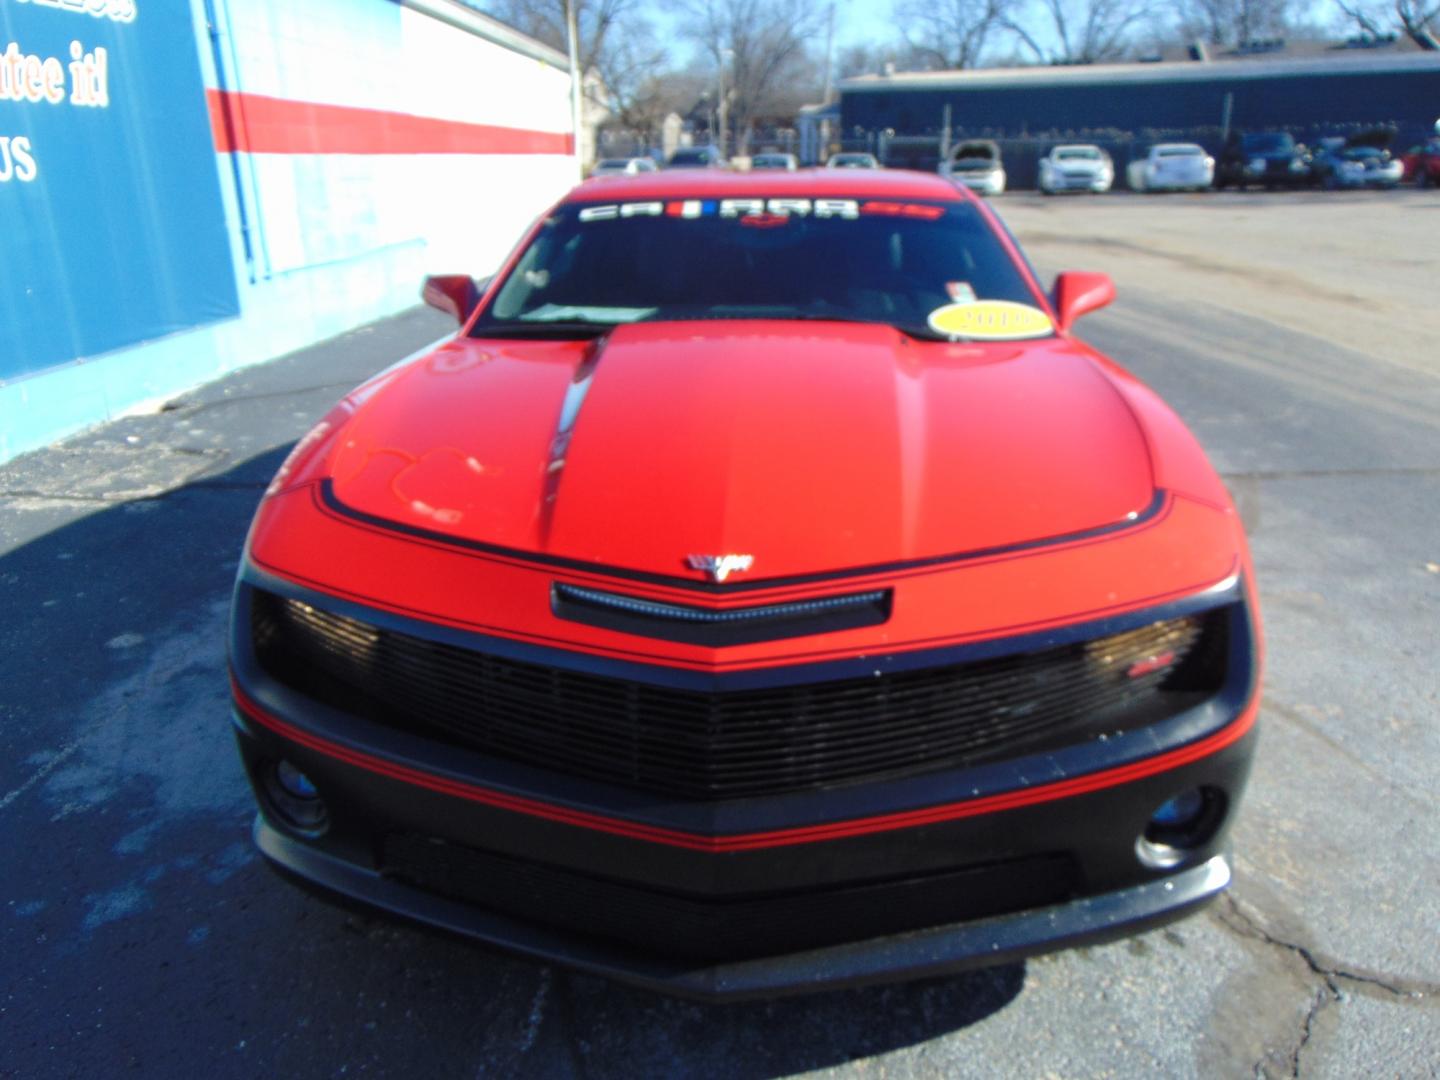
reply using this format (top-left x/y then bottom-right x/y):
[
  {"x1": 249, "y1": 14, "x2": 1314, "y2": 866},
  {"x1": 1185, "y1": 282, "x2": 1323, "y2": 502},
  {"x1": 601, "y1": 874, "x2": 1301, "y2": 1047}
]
[{"x1": 319, "y1": 321, "x2": 1154, "y2": 584}]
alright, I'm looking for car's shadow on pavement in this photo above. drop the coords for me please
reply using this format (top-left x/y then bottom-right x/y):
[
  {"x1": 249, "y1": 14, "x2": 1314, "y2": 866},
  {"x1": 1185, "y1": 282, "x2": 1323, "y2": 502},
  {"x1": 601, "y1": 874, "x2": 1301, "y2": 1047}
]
[{"x1": 0, "y1": 445, "x2": 1025, "y2": 1077}]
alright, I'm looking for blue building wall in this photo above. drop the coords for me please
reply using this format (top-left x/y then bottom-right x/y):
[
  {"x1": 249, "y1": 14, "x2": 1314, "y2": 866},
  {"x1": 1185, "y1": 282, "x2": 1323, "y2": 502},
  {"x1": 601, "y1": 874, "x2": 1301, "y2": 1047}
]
[
  {"x1": 0, "y1": 0, "x2": 575, "y2": 465},
  {"x1": 0, "y1": 1, "x2": 239, "y2": 384},
  {"x1": 842, "y1": 62, "x2": 1440, "y2": 148}
]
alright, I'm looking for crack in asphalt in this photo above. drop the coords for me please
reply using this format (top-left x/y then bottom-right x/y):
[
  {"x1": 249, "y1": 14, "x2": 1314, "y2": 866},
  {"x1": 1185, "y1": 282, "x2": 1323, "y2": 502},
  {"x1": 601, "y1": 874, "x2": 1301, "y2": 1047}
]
[
  {"x1": 1290, "y1": 984, "x2": 1331, "y2": 1079},
  {"x1": 1217, "y1": 894, "x2": 1437, "y2": 1077},
  {"x1": 1218, "y1": 893, "x2": 1437, "y2": 999},
  {"x1": 0, "y1": 741, "x2": 81, "y2": 813},
  {"x1": 166, "y1": 380, "x2": 363, "y2": 415},
  {"x1": 0, "y1": 480, "x2": 268, "y2": 502}
]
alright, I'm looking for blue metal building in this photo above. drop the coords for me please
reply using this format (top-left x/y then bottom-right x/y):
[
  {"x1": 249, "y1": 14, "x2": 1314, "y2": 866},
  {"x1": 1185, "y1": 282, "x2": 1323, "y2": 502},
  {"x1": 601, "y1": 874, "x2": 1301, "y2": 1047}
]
[{"x1": 840, "y1": 49, "x2": 1440, "y2": 149}]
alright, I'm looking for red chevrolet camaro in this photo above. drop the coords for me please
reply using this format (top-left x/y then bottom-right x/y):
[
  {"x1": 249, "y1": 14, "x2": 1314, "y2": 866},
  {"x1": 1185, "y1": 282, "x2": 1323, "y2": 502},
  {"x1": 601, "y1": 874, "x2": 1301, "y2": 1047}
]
[{"x1": 230, "y1": 170, "x2": 1262, "y2": 999}]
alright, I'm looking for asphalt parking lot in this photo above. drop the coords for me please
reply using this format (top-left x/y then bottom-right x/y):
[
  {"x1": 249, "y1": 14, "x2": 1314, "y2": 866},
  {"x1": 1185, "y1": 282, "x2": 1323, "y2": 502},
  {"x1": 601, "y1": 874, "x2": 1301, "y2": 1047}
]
[{"x1": 2, "y1": 188, "x2": 1438, "y2": 1078}]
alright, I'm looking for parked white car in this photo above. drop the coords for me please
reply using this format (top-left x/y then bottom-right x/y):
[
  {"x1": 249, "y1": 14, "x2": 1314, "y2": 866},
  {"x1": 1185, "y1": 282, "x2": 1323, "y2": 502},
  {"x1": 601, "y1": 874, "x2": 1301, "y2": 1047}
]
[
  {"x1": 751, "y1": 152, "x2": 799, "y2": 171},
  {"x1": 589, "y1": 157, "x2": 658, "y2": 177},
  {"x1": 1127, "y1": 144, "x2": 1214, "y2": 192},
  {"x1": 1038, "y1": 145, "x2": 1114, "y2": 194},
  {"x1": 825, "y1": 152, "x2": 880, "y2": 169},
  {"x1": 940, "y1": 140, "x2": 1006, "y2": 196}
]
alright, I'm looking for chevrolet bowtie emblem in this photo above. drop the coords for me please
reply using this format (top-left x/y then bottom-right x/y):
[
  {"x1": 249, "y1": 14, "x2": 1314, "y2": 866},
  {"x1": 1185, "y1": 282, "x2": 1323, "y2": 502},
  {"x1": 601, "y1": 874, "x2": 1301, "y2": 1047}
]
[{"x1": 686, "y1": 553, "x2": 754, "y2": 583}]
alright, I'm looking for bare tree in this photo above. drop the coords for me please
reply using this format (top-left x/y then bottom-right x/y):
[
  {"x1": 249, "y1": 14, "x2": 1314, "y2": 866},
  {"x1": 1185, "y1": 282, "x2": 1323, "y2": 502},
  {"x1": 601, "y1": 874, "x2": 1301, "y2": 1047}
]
[
  {"x1": 893, "y1": 0, "x2": 1016, "y2": 68},
  {"x1": 1172, "y1": 0, "x2": 1295, "y2": 45},
  {"x1": 1395, "y1": 0, "x2": 1440, "y2": 47},
  {"x1": 1332, "y1": 0, "x2": 1392, "y2": 35},
  {"x1": 833, "y1": 42, "x2": 907, "y2": 79},
  {"x1": 679, "y1": 0, "x2": 826, "y2": 154},
  {"x1": 1005, "y1": 0, "x2": 1154, "y2": 62},
  {"x1": 483, "y1": 0, "x2": 667, "y2": 117},
  {"x1": 1329, "y1": 0, "x2": 1437, "y2": 47}
]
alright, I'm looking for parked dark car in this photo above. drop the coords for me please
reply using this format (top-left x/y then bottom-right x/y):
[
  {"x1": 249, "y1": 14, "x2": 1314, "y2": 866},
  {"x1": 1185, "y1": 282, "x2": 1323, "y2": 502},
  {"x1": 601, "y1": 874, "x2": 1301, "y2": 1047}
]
[
  {"x1": 1311, "y1": 143, "x2": 1403, "y2": 189},
  {"x1": 666, "y1": 146, "x2": 726, "y2": 169},
  {"x1": 1215, "y1": 132, "x2": 1311, "y2": 190}
]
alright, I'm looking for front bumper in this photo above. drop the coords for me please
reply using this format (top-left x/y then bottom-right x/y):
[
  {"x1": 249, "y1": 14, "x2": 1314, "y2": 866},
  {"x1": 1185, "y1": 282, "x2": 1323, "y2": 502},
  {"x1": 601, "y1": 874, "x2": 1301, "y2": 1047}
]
[
  {"x1": 230, "y1": 558, "x2": 1259, "y2": 997},
  {"x1": 948, "y1": 171, "x2": 1005, "y2": 195},
  {"x1": 1147, "y1": 171, "x2": 1212, "y2": 190},
  {"x1": 1334, "y1": 167, "x2": 1402, "y2": 188},
  {"x1": 256, "y1": 815, "x2": 1233, "y2": 1000},
  {"x1": 1042, "y1": 172, "x2": 1111, "y2": 193}
]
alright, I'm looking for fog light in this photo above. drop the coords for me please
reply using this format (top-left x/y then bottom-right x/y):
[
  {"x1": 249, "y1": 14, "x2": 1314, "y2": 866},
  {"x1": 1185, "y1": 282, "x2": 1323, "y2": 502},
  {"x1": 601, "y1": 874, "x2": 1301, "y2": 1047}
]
[
  {"x1": 1136, "y1": 787, "x2": 1224, "y2": 870},
  {"x1": 275, "y1": 759, "x2": 318, "y2": 799},
  {"x1": 260, "y1": 759, "x2": 328, "y2": 836},
  {"x1": 1151, "y1": 789, "x2": 1205, "y2": 828}
]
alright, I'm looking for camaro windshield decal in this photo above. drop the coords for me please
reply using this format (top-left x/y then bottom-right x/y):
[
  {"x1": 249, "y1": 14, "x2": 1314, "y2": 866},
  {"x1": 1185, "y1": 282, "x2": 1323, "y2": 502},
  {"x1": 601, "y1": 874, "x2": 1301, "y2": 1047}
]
[
  {"x1": 576, "y1": 199, "x2": 944, "y2": 223},
  {"x1": 927, "y1": 300, "x2": 1054, "y2": 341}
]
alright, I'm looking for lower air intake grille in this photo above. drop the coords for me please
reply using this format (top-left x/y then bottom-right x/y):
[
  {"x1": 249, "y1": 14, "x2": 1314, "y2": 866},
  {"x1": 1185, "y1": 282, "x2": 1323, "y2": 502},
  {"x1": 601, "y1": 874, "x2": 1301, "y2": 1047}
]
[
  {"x1": 250, "y1": 589, "x2": 1227, "y2": 800},
  {"x1": 381, "y1": 832, "x2": 1080, "y2": 962}
]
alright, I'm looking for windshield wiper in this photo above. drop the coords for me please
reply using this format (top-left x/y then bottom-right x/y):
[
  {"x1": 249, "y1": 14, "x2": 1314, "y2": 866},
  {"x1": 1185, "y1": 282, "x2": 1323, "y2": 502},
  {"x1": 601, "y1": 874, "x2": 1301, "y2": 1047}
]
[
  {"x1": 469, "y1": 320, "x2": 616, "y2": 340},
  {"x1": 768, "y1": 313, "x2": 955, "y2": 342}
]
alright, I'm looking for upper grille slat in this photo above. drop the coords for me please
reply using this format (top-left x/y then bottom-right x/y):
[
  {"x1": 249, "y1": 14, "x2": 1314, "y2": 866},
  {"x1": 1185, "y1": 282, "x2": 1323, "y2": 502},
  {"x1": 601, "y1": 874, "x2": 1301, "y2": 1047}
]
[{"x1": 251, "y1": 589, "x2": 1225, "y2": 800}]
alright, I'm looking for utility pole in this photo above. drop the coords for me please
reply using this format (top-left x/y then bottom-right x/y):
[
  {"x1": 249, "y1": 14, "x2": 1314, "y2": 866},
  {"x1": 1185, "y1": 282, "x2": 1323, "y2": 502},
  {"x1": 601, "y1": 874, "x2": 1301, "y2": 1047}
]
[
  {"x1": 822, "y1": 2, "x2": 835, "y2": 104},
  {"x1": 717, "y1": 47, "x2": 733, "y2": 161},
  {"x1": 565, "y1": 0, "x2": 583, "y2": 177}
]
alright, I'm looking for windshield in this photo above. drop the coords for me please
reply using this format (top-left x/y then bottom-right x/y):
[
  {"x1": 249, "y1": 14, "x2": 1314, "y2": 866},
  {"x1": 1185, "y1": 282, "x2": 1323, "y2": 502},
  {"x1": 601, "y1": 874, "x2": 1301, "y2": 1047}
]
[
  {"x1": 1055, "y1": 148, "x2": 1101, "y2": 161},
  {"x1": 1243, "y1": 133, "x2": 1293, "y2": 153},
  {"x1": 1156, "y1": 146, "x2": 1204, "y2": 158},
  {"x1": 470, "y1": 198, "x2": 1045, "y2": 341}
]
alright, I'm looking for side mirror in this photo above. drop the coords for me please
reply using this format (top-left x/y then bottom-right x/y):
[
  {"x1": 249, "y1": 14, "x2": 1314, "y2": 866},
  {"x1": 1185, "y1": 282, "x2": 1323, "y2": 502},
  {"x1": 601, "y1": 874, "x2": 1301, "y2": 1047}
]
[
  {"x1": 421, "y1": 275, "x2": 486, "y2": 325},
  {"x1": 1052, "y1": 271, "x2": 1115, "y2": 333}
]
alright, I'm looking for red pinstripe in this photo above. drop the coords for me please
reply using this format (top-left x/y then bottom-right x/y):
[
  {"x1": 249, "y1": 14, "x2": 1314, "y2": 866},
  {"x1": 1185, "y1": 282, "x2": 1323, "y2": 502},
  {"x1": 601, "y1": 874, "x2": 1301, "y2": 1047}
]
[{"x1": 233, "y1": 680, "x2": 1256, "y2": 853}]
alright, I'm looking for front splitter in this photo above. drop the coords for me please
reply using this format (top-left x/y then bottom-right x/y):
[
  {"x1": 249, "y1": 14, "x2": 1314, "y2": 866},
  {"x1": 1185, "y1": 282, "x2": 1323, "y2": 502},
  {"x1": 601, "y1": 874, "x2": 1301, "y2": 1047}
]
[{"x1": 255, "y1": 818, "x2": 1232, "y2": 1001}]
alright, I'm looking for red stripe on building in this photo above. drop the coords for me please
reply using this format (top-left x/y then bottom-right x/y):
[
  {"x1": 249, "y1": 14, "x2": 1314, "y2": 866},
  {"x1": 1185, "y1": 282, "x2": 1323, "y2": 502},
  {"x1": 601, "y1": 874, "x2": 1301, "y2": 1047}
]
[{"x1": 206, "y1": 89, "x2": 573, "y2": 156}]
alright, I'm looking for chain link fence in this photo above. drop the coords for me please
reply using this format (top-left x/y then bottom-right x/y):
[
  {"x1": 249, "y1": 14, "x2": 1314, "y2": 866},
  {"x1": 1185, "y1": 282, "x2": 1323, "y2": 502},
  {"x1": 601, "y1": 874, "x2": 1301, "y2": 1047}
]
[{"x1": 595, "y1": 117, "x2": 1405, "y2": 189}]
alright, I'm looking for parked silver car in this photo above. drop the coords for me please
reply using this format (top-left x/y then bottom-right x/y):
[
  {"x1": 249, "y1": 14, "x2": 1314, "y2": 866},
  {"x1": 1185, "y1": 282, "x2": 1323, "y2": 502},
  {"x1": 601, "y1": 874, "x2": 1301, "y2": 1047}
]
[
  {"x1": 590, "y1": 157, "x2": 658, "y2": 177},
  {"x1": 940, "y1": 140, "x2": 1006, "y2": 196},
  {"x1": 1127, "y1": 144, "x2": 1214, "y2": 192},
  {"x1": 1038, "y1": 145, "x2": 1114, "y2": 194},
  {"x1": 825, "y1": 152, "x2": 880, "y2": 169},
  {"x1": 751, "y1": 152, "x2": 799, "y2": 171}
]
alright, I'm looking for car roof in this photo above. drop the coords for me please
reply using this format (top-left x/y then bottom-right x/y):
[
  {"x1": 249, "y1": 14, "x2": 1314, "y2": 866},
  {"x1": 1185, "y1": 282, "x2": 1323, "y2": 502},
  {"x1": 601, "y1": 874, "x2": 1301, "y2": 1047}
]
[{"x1": 569, "y1": 169, "x2": 966, "y2": 203}]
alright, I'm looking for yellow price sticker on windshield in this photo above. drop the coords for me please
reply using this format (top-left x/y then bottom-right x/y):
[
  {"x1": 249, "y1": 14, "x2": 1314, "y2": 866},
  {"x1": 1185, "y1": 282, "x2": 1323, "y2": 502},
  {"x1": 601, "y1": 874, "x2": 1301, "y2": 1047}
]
[{"x1": 927, "y1": 301, "x2": 1053, "y2": 340}]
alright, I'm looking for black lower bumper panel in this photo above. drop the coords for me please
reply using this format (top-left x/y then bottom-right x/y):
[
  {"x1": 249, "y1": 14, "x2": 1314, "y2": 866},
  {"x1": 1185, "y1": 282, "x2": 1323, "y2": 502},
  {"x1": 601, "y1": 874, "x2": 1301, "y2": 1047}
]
[{"x1": 256, "y1": 817, "x2": 1232, "y2": 1001}]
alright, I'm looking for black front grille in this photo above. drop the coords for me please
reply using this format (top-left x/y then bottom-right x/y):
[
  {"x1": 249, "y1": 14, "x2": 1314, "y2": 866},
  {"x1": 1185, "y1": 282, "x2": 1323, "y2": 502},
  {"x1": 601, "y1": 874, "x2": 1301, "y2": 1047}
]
[
  {"x1": 381, "y1": 832, "x2": 1080, "y2": 962},
  {"x1": 250, "y1": 589, "x2": 1227, "y2": 800}
]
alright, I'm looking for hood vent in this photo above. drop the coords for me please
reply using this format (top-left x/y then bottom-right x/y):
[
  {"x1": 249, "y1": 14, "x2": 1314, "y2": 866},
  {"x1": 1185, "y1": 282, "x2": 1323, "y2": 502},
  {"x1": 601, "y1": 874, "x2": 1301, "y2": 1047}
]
[{"x1": 552, "y1": 583, "x2": 892, "y2": 645}]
